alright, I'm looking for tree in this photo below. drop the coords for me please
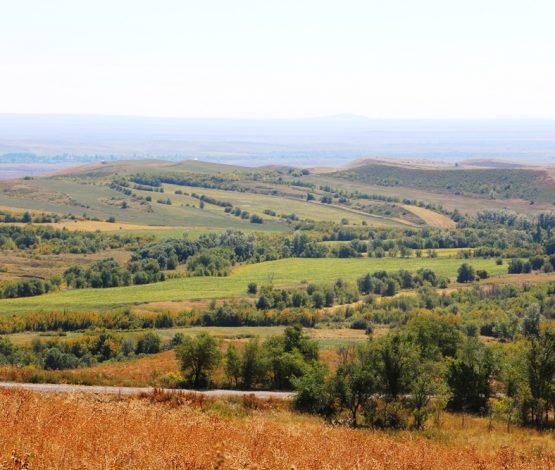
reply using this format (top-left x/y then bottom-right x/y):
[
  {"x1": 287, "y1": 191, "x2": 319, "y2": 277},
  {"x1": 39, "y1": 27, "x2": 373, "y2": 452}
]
[
  {"x1": 241, "y1": 338, "x2": 267, "y2": 389},
  {"x1": 545, "y1": 238, "x2": 555, "y2": 255},
  {"x1": 508, "y1": 259, "x2": 524, "y2": 274},
  {"x1": 370, "y1": 334, "x2": 419, "y2": 399},
  {"x1": 176, "y1": 333, "x2": 222, "y2": 388},
  {"x1": 381, "y1": 279, "x2": 399, "y2": 297},
  {"x1": 456, "y1": 263, "x2": 476, "y2": 283},
  {"x1": 247, "y1": 282, "x2": 258, "y2": 295},
  {"x1": 445, "y1": 338, "x2": 496, "y2": 412},
  {"x1": 224, "y1": 344, "x2": 241, "y2": 388},
  {"x1": 136, "y1": 332, "x2": 161, "y2": 354},
  {"x1": 256, "y1": 294, "x2": 271, "y2": 310},
  {"x1": 292, "y1": 362, "x2": 332, "y2": 416},
  {"x1": 408, "y1": 370, "x2": 438, "y2": 430},
  {"x1": 331, "y1": 346, "x2": 376, "y2": 426},
  {"x1": 262, "y1": 326, "x2": 319, "y2": 390},
  {"x1": 525, "y1": 330, "x2": 555, "y2": 428},
  {"x1": 405, "y1": 315, "x2": 463, "y2": 360},
  {"x1": 312, "y1": 291, "x2": 325, "y2": 308},
  {"x1": 522, "y1": 305, "x2": 541, "y2": 338}
]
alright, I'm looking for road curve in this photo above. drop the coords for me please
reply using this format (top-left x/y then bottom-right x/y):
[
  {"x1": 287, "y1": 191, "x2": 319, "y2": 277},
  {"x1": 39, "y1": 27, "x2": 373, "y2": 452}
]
[{"x1": 0, "y1": 382, "x2": 295, "y2": 399}]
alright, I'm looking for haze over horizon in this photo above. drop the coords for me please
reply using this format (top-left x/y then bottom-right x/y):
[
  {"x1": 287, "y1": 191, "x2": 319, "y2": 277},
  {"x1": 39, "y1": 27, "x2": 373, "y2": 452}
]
[
  {"x1": 2, "y1": 1, "x2": 555, "y2": 166},
  {"x1": 1, "y1": 114, "x2": 555, "y2": 168},
  {"x1": 1, "y1": 0, "x2": 554, "y2": 120}
]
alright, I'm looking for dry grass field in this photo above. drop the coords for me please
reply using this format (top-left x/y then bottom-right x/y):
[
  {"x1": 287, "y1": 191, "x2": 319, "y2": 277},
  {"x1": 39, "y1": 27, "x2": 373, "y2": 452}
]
[
  {"x1": 0, "y1": 388, "x2": 553, "y2": 469},
  {"x1": 401, "y1": 204, "x2": 456, "y2": 228},
  {"x1": 0, "y1": 249, "x2": 131, "y2": 282}
]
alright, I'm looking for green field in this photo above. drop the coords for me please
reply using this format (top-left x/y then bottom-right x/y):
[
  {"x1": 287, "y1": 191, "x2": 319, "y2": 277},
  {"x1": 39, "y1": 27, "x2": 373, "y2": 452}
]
[{"x1": 0, "y1": 256, "x2": 506, "y2": 315}]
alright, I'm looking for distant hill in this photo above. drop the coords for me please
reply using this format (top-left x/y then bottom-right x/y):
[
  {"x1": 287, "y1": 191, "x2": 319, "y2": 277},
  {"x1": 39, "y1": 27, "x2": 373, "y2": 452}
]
[{"x1": 334, "y1": 162, "x2": 555, "y2": 202}]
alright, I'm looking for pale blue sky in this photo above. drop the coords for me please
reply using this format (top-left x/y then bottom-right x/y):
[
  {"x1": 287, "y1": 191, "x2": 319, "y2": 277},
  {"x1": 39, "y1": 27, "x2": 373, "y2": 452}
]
[{"x1": 1, "y1": 0, "x2": 554, "y2": 118}]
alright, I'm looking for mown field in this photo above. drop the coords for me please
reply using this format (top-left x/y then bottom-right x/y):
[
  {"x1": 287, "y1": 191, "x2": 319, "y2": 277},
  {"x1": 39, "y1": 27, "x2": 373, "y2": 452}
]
[
  {"x1": 400, "y1": 204, "x2": 456, "y2": 228},
  {"x1": 0, "y1": 256, "x2": 507, "y2": 314}
]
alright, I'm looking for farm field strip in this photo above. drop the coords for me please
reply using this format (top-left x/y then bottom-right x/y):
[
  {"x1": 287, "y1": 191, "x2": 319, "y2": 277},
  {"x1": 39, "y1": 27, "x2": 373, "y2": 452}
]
[{"x1": 0, "y1": 256, "x2": 507, "y2": 314}]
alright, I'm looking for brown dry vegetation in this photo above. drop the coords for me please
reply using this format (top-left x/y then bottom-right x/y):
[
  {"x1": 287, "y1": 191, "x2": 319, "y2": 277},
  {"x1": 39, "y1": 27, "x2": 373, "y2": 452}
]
[
  {"x1": 0, "y1": 388, "x2": 553, "y2": 469},
  {"x1": 0, "y1": 249, "x2": 132, "y2": 282},
  {"x1": 0, "y1": 351, "x2": 178, "y2": 387}
]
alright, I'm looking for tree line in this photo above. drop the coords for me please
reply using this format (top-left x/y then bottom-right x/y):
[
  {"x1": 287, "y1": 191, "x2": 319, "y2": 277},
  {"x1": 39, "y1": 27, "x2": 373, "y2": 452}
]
[{"x1": 0, "y1": 330, "x2": 166, "y2": 370}]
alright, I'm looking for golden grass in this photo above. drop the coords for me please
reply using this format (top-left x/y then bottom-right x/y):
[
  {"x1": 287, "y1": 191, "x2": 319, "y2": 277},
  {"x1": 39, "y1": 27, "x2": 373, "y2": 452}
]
[{"x1": 0, "y1": 388, "x2": 553, "y2": 469}]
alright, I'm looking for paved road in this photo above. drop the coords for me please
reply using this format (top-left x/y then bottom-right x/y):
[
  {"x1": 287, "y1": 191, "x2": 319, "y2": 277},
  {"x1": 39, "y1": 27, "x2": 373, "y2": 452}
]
[{"x1": 0, "y1": 382, "x2": 295, "y2": 399}]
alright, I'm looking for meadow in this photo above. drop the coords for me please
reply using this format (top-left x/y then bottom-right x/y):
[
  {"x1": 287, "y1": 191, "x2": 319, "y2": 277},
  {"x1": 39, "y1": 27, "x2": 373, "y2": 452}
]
[{"x1": 0, "y1": 256, "x2": 506, "y2": 314}]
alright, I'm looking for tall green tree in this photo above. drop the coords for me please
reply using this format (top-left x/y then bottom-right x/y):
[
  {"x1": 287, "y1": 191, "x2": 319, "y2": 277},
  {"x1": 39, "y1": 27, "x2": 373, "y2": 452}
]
[
  {"x1": 224, "y1": 344, "x2": 241, "y2": 388},
  {"x1": 176, "y1": 333, "x2": 222, "y2": 388},
  {"x1": 525, "y1": 330, "x2": 555, "y2": 428},
  {"x1": 445, "y1": 338, "x2": 496, "y2": 412}
]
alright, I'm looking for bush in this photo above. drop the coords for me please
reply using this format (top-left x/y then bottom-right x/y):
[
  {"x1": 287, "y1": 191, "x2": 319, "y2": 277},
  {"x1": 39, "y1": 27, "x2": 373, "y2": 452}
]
[
  {"x1": 136, "y1": 332, "x2": 161, "y2": 354},
  {"x1": 456, "y1": 263, "x2": 475, "y2": 283}
]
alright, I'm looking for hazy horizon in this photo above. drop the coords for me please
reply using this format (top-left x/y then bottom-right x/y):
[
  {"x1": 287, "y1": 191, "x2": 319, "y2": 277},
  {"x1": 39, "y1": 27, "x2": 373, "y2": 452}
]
[
  {"x1": 1, "y1": 114, "x2": 555, "y2": 168},
  {"x1": 2, "y1": 1, "x2": 554, "y2": 119},
  {"x1": 2, "y1": 1, "x2": 555, "y2": 167}
]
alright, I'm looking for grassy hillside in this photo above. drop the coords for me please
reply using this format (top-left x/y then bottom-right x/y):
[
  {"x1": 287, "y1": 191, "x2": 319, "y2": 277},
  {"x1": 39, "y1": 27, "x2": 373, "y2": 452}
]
[
  {"x1": 333, "y1": 163, "x2": 555, "y2": 202},
  {"x1": 0, "y1": 160, "x2": 425, "y2": 230}
]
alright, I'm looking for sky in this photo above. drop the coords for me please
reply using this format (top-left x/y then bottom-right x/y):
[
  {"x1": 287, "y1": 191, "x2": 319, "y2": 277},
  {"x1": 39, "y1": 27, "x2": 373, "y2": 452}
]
[{"x1": 0, "y1": 0, "x2": 554, "y2": 119}]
